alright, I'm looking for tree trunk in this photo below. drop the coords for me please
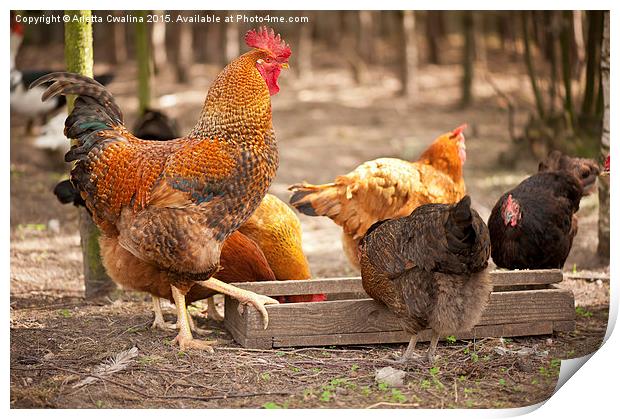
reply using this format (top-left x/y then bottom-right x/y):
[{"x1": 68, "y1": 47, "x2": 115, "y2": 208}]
[
  {"x1": 296, "y1": 14, "x2": 313, "y2": 80},
  {"x1": 425, "y1": 11, "x2": 442, "y2": 65},
  {"x1": 473, "y1": 12, "x2": 487, "y2": 70},
  {"x1": 560, "y1": 11, "x2": 575, "y2": 129},
  {"x1": 225, "y1": 17, "x2": 239, "y2": 63},
  {"x1": 597, "y1": 11, "x2": 609, "y2": 259},
  {"x1": 151, "y1": 11, "x2": 167, "y2": 75},
  {"x1": 175, "y1": 11, "x2": 193, "y2": 84},
  {"x1": 358, "y1": 11, "x2": 374, "y2": 64},
  {"x1": 64, "y1": 10, "x2": 116, "y2": 299},
  {"x1": 521, "y1": 12, "x2": 545, "y2": 119},
  {"x1": 112, "y1": 11, "x2": 127, "y2": 65},
  {"x1": 460, "y1": 11, "x2": 475, "y2": 108},
  {"x1": 398, "y1": 10, "x2": 418, "y2": 98},
  {"x1": 581, "y1": 11, "x2": 603, "y2": 116},
  {"x1": 135, "y1": 11, "x2": 151, "y2": 114}
]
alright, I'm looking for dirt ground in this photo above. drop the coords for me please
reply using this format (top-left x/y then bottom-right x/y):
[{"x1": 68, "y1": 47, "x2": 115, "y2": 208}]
[{"x1": 10, "y1": 43, "x2": 610, "y2": 409}]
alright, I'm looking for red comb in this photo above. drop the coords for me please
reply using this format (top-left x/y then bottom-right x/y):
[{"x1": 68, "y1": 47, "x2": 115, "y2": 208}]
[
  {"x1": 244, "y1": 26, "x2": 291, "y2": 61},
  {"x1": 604, "y1": 155, "x2": 610, "y2": 171},
  {"x1": 452, "y1": 124, "x2": 468, "y2": 137}
]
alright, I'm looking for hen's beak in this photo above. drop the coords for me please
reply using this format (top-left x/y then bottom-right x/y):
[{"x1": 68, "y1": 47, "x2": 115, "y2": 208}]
[{"x1": 281, "y1": 63, "x2": 290, "y2": 69}]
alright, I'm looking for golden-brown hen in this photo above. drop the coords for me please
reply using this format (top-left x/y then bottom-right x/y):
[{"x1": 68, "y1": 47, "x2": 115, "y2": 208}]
[
  {"x1": 239, "y1": 193, "x2": 326, "y2": 303},
  {"x1": 32, "y1": 27, "x2": 291, "y2": 351},
  {"x1": 289, "y1": 125, "x2": 468, "y2": 270}
]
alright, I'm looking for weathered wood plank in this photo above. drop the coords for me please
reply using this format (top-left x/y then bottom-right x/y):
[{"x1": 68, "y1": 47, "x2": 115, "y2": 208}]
[
  {"x1": 230, "y1": 270, "x2": 563, "y2": 296},
  {"x1": 271, "y1": 321, "x2": 557, "y2": 348},
  {"x1": 553, "y1": 320, "x2": 576, "y2": 332},
  {"x1": 241, "y1": 288, "x2": 575, "y2": 337}
]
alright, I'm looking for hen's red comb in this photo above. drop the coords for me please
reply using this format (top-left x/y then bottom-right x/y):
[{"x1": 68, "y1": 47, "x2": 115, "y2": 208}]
[
  {"x1": 11, "y1": 13, "x2": 23, "y2": 35},
  {"x1": 604, "y1": 155, "x2": 610, "y2": 171},
  {"x1": 245, "y1": 26, "x2": 291, "y2": 61},
  {"x1": 451, "y1": 124, "x2": 468, "y2": 137}
]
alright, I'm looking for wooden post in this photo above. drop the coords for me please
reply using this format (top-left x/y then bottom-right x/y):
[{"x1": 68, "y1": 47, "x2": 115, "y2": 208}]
[
  {"x1": 64, "y1": 10, "x2": 116, "y2": 299},
  {"x1": 597, "y1": 11, "x2": 610, "y2": 259},
  {"x1": 135, "y1": 11, "x2": 151, "y2": 114}
]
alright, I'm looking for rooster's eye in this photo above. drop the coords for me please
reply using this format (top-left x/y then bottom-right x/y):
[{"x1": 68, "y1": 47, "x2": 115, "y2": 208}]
[{"x1": 264, "y1": 57, "x2": 272, "y2": 63}]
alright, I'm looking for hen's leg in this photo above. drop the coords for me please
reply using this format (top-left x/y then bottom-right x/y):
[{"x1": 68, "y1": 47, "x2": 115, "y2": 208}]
[
  {"x1": 426, "y1": 331, "x2": 440, "y2": 363},
  {"x1": 151, "y1": 296, "x2": 177, "y2": 330},
  {"x1": 171, "y1": 285, "x2": 216, "y2": 352},
  {"x1": 202, "y1": 278, "x2": 278, "y2": 329},
  {"x1": 402, "y1": 334, "x2": 419, "y2": 359},
  {"x1": 206, "y1": 296, "x2": 225, "y2": 322}
]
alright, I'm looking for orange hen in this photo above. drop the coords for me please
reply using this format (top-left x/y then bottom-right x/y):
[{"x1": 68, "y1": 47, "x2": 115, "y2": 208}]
[{"x1": 289, "y1": 125, "x2": 468, "y2": 270}]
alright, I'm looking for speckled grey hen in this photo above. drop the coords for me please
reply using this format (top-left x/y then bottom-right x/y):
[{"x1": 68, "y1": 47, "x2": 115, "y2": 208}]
[
  {"x1": 30, "y1": 27, "x2": 291, "y2": 351},
  {"x1": 359, "y1": 196, "x2": 492, "y2": 363}
]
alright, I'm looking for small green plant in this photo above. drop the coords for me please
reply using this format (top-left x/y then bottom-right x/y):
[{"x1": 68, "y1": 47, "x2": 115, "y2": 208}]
[
  {"x1": 351, "y1": 363, "x2": 360, "y2": 372},
  {"x1": 320, "y1": 390, "x2": 332, "y2": 402},
  {"x1": 260, "y1": 372, "x2": 271, "y2": 381},
  {"x1": 290, "y1": 366, "x2": 301, "y2": 373},
  {"x1": 391, "y1": 389, "x2": 407, "y2": 403},
  {"x1": 360, "y1": 386, "x2": 371, "y2": 396},
  {"x1": 377, "y1": 382, "x2": 389, "y2": 391},
  {"x1": 531, "y1": 378, "x2": 539, "y2": 385},
  {"x1": 58, "y1": 309, "x2": 72, "y2": 318},
  {"x1": 262, "y1": 402, "x2": 283, "y2": 409},
  {"x1": 575, "y1": 306, "x2": 593, "y2": 317},
  {"x1": 470, "y1": 352, "x2": 479, "y2": 363},
  {"x1": 311, "y1": 367, "x2": 322, "y2": 373},
  {"x1": 429, "y1": 366, "x2": 440, "y2": 376},
  {"x1": 498, "y1": 378, "x2": 506, "y2": 386},
  {"x1": 465, "y1": 400, "x2": 474, "y2": 408},
  {"x1": 458, "y1": 375, "x2": 466, "y2": 382},
  {"x1": 95, "y1": 400, "x2": 104, "y2": 408},
  {"x1": 445, "y1": 335, "x2": 457, "y2": 344},
  {"x1": 420, "y1": 379, "x2": 431, "y2": 389},
  {"x1": 275, "y1": 351, "x2": 286, "y2": 356}
]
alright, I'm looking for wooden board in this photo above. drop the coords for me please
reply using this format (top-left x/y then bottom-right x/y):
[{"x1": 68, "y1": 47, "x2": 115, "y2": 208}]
[
  {"x1": 225, "y1": 282, "x2": 575, "y2": 348},
  {"x1": 228, "y1": 269, "x2": 563, "y2": 296}
]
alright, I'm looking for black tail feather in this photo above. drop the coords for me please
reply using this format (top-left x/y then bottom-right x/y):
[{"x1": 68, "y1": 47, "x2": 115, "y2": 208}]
[{"x1": 289, "y1": 189, "x2": 319, "y2": 216}]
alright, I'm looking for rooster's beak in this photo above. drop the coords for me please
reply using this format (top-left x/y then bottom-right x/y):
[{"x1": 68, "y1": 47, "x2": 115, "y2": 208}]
[{"x1": 281, "y1": 63, "x2": 290, "y2": 69}]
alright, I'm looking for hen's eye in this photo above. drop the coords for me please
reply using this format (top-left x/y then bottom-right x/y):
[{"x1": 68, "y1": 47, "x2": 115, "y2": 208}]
[{"x1": 264, "y1": 57, "x2": 272, "y2": 63}]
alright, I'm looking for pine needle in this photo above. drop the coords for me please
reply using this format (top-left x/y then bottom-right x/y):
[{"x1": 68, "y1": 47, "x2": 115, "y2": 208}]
[{"x1": 73, "y1": 347, "x2": 138, "y2": 388}]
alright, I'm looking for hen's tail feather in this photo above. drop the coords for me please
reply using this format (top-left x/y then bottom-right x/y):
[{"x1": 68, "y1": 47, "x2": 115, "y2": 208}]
[
  {"x1": 288, "y1": 182, "x2": 339, "y2": 218},
  {"x1": 446, "y1": 195, "x2": 475, "y2": 246}
]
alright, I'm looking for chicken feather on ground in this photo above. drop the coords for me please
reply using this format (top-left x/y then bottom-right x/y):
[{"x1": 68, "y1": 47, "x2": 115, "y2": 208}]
[
  {"x1": 488, "y1": 151, "x2": 600, "y2": 270},
  {"x1": 359, "y1": 196, "x2": 492, "y2": 363},
  {"x1": 289, "y1": 125, "x2": 467, "y2": 270},
  {"x1": 32, "y1": 26, "x2": 291, "y2": 351}
]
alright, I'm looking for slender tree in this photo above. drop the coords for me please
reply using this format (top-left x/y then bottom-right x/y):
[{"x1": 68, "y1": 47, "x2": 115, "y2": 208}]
[
  {"x1": 64, "y1": 10, "x2": 116, "y2": 298},
  {"x1": 460, "y1": 11, "x2": 475, "y2": 108},
  {"x1": 397, "y1": 11, "x2": 418, "y2": 98},
  {"x1": 521, "y1": 12, "x2": 545, "y2": 119},
  {"x1": 597, "y1": 11, "x2": 609, "y2": 259},
  {"x1": 135, "y1": 11, "x2": 151, "y2": 114}
]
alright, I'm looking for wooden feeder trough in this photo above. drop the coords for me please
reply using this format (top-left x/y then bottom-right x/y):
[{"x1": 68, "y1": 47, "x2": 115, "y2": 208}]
[{"x1": 223, "y1": 269, "x2": 575, "y2": 349}]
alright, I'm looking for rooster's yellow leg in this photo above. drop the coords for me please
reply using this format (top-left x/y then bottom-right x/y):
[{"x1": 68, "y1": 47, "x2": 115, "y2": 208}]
[
  {"x1": 202, "y1": 278, "x2": 278, "y2": 329},
  {"x1": 151, "y1": 296, "x2": 177, "y2": 331},
  {"x1": 206, "y1": 296, "x2": 225, "y2": 322},
  {"x1": 170, "y1": 286, "x2": 216, "y2": 352}
]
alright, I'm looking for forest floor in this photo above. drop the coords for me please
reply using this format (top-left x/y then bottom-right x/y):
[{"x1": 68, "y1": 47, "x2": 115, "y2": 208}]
[{"x1": 10, "y1": 50, "x2": 610, "y2": 409}]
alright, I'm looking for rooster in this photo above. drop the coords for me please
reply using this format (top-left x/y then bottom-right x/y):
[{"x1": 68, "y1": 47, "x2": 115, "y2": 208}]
[
  {"x1": 488, "y1": 151, "x2": 600, "y2": 270},
  {"x1": 359, "y1": 196, "x2": 492, "y2": 363},
  {"x1": 289, "y1": 125, "x2": 467, "y2": 270},
  {"x1": 32, "y1": 26, "x2": 291, "y2": 351}
]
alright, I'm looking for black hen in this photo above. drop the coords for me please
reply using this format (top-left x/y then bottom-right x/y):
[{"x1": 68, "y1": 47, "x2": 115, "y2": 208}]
[
  {"x1": 359, "y1": 195, "x2": 492, "y2": 363},
  {"x1": 53, "y1": 108, "x2": 179, "y2": 208},
  {"x1": 488, "y1": 151, "x2": 600, "y2": 270}
]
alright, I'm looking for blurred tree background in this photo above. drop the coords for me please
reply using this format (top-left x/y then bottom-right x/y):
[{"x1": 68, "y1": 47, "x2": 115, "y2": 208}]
[{"x1": 14, "y1": 10, "x2": 607, "y2": 158}]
